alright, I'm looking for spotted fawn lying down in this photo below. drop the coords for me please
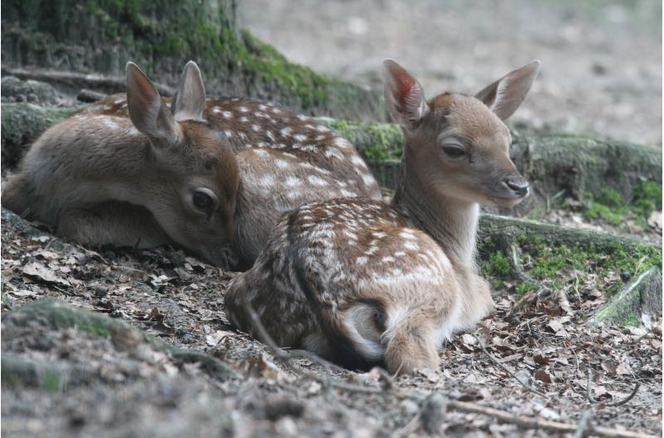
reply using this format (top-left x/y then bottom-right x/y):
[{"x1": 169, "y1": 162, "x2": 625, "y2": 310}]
[
  {"x1": 224, "y1": 59, "x2": 540, "y2": 374},
  {"x1": 3, "y1": 62, "x2": 381, "y2": 268},
  {"x1": 3, "y1": 62, "x2": 241, "y2": 268}
]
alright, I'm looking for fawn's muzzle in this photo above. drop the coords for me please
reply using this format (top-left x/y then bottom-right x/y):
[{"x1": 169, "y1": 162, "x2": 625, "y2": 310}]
[{"x1": 501, "y1": 176, "x2": 529, "y2": 198}]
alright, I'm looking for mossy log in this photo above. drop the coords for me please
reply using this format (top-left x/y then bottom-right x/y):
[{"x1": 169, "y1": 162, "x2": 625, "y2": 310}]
[
  {"x1": 2, "y1": 298, "x2": 240, "y2": 380},
  {"x1": 586, "y1": 267, "x2": 662, "y2": 327},
  {"x1": 322, "y1": 120, "x2": 662, "y2": 216},
  {"x1": 1, "y1": 0, "x2": 385, "y2": 121}
]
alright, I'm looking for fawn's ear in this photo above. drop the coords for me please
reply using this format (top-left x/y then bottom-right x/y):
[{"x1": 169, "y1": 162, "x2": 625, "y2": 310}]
[
  {"x1": 172, "y1": 61, "x2": 206, "y2": 122},
  {"x1": 475, "y1": 60, "x2": 541, "y2": 121},
  {"x1": 383, "y1": 59, "x2": 429, "y2": 130},
  {"x1": 126, "y1": 62, "x2": 180, "y2": 144}
]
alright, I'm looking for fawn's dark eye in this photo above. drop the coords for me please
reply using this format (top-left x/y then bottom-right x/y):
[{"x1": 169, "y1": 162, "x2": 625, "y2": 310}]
[
  {"x1": 193, "y1": 191, "x2": 213, "y2": 210},
  {"x1": 443, "y1": 146, "x2": 465, "y2": 158}
]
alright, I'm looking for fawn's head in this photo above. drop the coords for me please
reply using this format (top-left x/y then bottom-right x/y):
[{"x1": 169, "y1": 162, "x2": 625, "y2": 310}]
[
  {"x1": 384, "y1": 60, "x2": 540, "y2": 208},
  {"x1": 126, "y1": 61, "x2": 240, "y2": 268}
]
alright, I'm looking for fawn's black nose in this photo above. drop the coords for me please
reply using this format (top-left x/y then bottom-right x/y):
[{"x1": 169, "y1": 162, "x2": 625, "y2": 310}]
[{"x1": 503, "y1": 177, "x2": 529, "y2": 197}]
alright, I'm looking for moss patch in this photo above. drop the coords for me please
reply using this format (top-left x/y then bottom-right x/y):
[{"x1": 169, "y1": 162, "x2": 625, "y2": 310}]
[
  {"x1": 582, "y1": 180, "x2": 662, "y2": 227},
  {"x1": 479, "y1": 233, "x2": 662, "y2": 298}
]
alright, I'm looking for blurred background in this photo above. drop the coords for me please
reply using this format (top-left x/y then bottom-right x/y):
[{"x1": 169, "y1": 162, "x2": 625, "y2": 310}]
[{"x1": 240, "y1": 0, "x2": 662, "y2": 146}]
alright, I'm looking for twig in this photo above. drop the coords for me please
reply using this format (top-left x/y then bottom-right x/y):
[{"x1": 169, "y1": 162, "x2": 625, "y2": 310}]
[
  {"x1": 572, "y1": 410, "x2": 593, "y2": 438},
  {"x1": 2, "y1": 66, "x2": 175, "y2": 96},
  {"x1": 606, "y1": 382, "x2": 640, "y2": 407},
  {"x1": 586, "y1": 369, "x2": 640, "y2": 407},
  {"x1": 473, "y1": 333, "x2": 548, "y2": 397},
  {"x1": 446, "y1": 399, "x2": 653, "y2": 438},
  {"x1": 587, "y1": 369, "x2": 597, "y2": 404}
]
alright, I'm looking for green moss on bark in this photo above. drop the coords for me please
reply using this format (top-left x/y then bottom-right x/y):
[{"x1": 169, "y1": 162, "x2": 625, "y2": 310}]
[{"x1": 2, "y1": 0, "x2": 385, "y2": 120}]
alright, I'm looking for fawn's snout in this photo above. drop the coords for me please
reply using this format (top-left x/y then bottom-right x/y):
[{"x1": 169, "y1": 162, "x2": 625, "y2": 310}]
[{"x1": 502, "y1": 175, "x2": 529, "y2": 197}]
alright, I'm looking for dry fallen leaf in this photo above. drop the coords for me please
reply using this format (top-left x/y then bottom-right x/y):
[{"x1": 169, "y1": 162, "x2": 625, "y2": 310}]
[{"x1": 22, "y1": 262, "x2": 71, "y2": 287}]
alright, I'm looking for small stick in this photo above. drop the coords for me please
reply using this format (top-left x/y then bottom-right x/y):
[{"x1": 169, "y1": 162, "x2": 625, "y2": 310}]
[
  {"x1": 586, "y1": 369, "x2": 640, "y2": 407},
  {"x1": 606, "y1": 382, "x2": 640, "y2": 407},
  {"x1": 572, "y1": 410, "x2": 593, "y2": 438},
  {"x1": 473, "y1": 333, "x2": 548, "y2": 398}
]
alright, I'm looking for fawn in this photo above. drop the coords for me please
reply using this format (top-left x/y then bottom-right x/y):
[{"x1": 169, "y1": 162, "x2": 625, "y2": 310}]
[
  {"x1": 4, "y1": 63, "x2": 381, "y2": 269},
  {"x1": 224, "y1": 59, "x2": 540, "y2": 374},
  {"x1": 2, "y1": 62, "x2": 240, "y2": 268}
]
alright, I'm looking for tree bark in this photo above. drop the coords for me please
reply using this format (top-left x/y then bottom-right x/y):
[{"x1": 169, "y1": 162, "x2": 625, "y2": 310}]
[{"x1": 1, "y1": 0, "x2": 386, "y2": 122}]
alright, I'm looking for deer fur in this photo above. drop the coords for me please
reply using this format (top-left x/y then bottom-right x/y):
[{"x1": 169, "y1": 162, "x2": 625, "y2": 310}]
[
  {"x1": 2, "y1": 62, "x2": 241, "y2": 268},
  {"x1": 224, "y1": 59, "x2": 540, "y2": 374},
  {"x1": 201, "y1": 98, "x2": 382, "y2": 266},
  {"x1": 3, "y1": 62, "x2": 382, "y2": 268}
]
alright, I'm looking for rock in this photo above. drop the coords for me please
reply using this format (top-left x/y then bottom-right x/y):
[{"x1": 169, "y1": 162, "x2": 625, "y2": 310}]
[
  {"x1": 1, "y1": 76, "x2": 59, "y2": 105},
  {"x1": 587, "y1": 267, "x2": 662, "y2": 327},
  {"x1": 2, "y1": 298, "x2": 240, "y2": 380}
]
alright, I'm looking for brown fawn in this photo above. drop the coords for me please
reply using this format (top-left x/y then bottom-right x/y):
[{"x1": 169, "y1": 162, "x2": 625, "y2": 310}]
[
  {"x1": 224, "y1": 59, "x2": 540, "y2": 374},
  {"x1": 2, "y1": 62, "x2": 241, "y2": 268},
  {"x1": 3, "y1": 63, "x2": 381, "y2": 268}
]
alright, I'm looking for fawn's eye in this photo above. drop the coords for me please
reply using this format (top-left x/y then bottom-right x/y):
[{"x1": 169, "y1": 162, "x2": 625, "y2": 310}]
[
  {"x1": 193, "y1": 191, "x2": 213, "y2": 210},
  {"x1": 442, "y1": 146, "x2": 465, "y2": 158}
]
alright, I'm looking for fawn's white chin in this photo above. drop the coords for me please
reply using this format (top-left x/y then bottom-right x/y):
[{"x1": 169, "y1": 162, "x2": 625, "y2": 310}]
[{"x1": 491, "y1": 195, "x2": 526, "y2": 208}]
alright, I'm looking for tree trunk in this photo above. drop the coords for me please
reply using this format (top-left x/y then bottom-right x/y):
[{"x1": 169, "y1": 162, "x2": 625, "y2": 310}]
[{"x1": 1, "y1": 0, "x2": 386, "y2": 122}]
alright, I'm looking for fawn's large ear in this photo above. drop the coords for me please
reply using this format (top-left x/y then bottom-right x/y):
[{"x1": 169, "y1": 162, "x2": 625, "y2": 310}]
[
  {"x1": 475, "y1": 60, "x2": 541, "y2": 121},
  {"x1": 172, "y1": 61, "x2": 206, "y2": 122},
  {"x1": 126, "y1": 62, "x2": 180, "y2": 144},
  {"x1": 383, "y1": 59, "x2": 429, "y2": 130}
]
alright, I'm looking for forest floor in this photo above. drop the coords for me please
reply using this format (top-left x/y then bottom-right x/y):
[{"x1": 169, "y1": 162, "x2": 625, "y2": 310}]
[
  {"x1": 240, "y1": 0, "x2": 662, "y2": 146},
  {"x1": 2, "y1": 205, "x2": 661, "y2": 437},
  {"x1": 2, "y1": 2, "x2": 662, "y2": 436}
]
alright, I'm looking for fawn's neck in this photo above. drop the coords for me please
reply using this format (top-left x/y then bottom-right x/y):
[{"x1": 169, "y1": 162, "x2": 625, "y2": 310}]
[{"x1": 391, "y1": 155, "x2": 479, "y2": 268}]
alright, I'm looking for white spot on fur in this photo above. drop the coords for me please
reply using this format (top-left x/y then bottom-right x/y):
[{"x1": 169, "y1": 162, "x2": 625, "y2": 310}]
[
  {"x1": 266, "y1": 131, "x2": 275, "y2": 141},
  {"x1": 285, "y1": 177, "x2": 301, "y2": 187},
  {"x1": 275, "y1": 159, "x2": 289, "y2": 168},
  {"x1": 403, "y1": 241, "x2": 420, "y2": 251},
  {"x1": 125, "y1": 126, "x2": 140, "y2": 136},
  {"x1": 252, "y1": 124, "x2": 262, "y2": 132},
  {"x1": 253, "y1": 149, "x2": 269, "y2": 157},
  {"x1": 239, "y1": 116, "x2": 249, "y2": 123},
  {"x1": 324, "y1": 147, "x2": 344, "y2": 160},
  {"x1": 280, "y1": 127, "x2": 292, "y2": 137},
  {"x1": 224, "y1": 130, "x2": 233, "y2": 138},
  {"x1": 259, "y1": 175, "x2": 275, "y2": 186},
  {"x1": 293, "y1": 134, "x2": 307, "y2": 142},
  {"x1": 334, "y1": 138, "x2": 351, "y2": 149},
  {"x1": 238, "y1": 106, "x2": 249, "y2": 112},
  {"x1": 211, "y1": 107, "x2": 222, "y2": 114},
  {"x1": 297, "y1": 114, "x2": 309, "y2": 121},
  {"x1": 222, "y1": 111, "x2": 232, "y2": 118},
  {"x1": 307, "y1": 175, "x2": 327, "y2": 186},
  {"x1": 316, "y1": 125, "x2": 331, "y2": 132},
  {"x1": 362, "y1": 173, "x2": 376, "y2": 187}
]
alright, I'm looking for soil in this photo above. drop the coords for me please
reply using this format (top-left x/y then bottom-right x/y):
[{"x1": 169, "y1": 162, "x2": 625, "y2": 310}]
[
  {"x1": 239, "y1": 0, "x2": 662, "y2": 146},
  {"x1": 2, "y1": 208, "x2": 662, "y2": 437}
]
